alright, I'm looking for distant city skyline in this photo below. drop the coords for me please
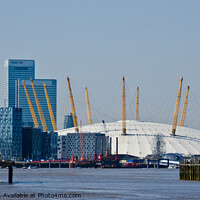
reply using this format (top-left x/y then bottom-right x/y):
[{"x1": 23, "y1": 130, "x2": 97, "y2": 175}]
[
  {"x1": 4, "y1": 58, "x2": 57, "y2": 132},
  {"x1": 0, "y1": 1, "x2": 200, "y2": 130}
]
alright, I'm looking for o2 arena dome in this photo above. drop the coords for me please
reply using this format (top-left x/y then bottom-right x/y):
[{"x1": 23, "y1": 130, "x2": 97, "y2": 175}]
[{"x1": 58, "y1": 120, "x2": 200, "y2": 158}]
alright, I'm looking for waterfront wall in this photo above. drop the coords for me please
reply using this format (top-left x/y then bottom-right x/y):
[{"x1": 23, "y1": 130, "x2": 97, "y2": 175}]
[{"x1": 180, "y1": 160, "x2": 200, "y2": 181}]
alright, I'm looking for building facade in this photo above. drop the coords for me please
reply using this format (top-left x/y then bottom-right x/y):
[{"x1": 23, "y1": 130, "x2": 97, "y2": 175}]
[
  {"x1": 41, "y1": 132, "x2": 58, "y2": 160},
  {"x1": 16, "y1": 79, "x2": 57, "y2": 132},
  {"x1": 22, "y1": 127, "x2": 58, "y2": 160},
  {"x1": 22, "y1": 127, "x2": 57, "y2": 160},
  {"x1": 64, "y1": 113, "x2": 74, "y2": 129},
  {"x1": 22, "y1": 127, "x2": 42, "y2": 160},
  {"x1": 4, "y1": 59, "x2": 35, "y2": 107},
  {"x1": 57, "y1": 133, "x2": 106, "y2": 160},
  {"x1": 0, "y1": 107, "x2": 22, "y2": 160}
]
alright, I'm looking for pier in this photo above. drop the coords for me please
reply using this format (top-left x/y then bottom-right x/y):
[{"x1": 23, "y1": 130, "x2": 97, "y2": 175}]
[
  {"x1": 0, "y1": 161, "x2": 15, "y2": 184},
  {"x1": 180, "y1": 160, "x2": 200, "y2": 181}
]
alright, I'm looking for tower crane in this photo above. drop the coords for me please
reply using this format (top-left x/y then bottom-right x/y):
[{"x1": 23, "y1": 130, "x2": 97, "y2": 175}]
[
  {"x1": 171, "y1": 77, "x2": 183, "y2": 136},
  {"x1": 67, "y1": 76, "x2": 79, "y2": 132},
  {"x1": 43, "y1": 83, "x2": 57, "y2": 132},
  {"x1": 30, "y1": 78, "x2": 48, "y2": 132},
  {"x1": 122, "y1": 76, "x2": 126, "y2": 135},
  {"x1": 85, "y1": 85, "x2": 93, "y2": 125},
  {"x1": 22, "y1": 80, "x2": 39, "y2": 128},
  {"x1": 180, "y1": 86, "x2": 190, "y2": 127},
  {"x1": 135, "y1": 86, "x2": 139, "y2": 121}
]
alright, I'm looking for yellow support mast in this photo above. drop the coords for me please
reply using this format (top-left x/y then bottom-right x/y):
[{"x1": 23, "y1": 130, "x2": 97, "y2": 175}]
[
  {"x1": 85, "y1": 85, "x2": 93, "y2": 125},
  {"x1": 122, "y1": 76, "x2": 126, "y2": 135},
  {"x1": 180, "y1": 86, "x2": 190, "y2": 127},
  {"x1": 135, "y1": 86, "x2": 139, "y2": 121},
  {"x1": 22, "y1": 80, "x2": 39, "y2": 128},
  {"x1": 171, "y1": 77, "x2": 183, "y2": 136},
  {"x1": 30, "y1": 78, "x2": 48, "y2": 132},
  {"x1": 67, "y1": 76, "x2": 79, "y2": 132},
  {"x1": 43, "y1": 83, "x2": 57, "y2": 132}
]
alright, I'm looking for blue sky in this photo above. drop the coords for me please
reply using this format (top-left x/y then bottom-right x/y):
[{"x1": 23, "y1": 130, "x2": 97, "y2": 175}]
[{"x1": 0, "y1": 1, "x2": 200, "y2": 129}]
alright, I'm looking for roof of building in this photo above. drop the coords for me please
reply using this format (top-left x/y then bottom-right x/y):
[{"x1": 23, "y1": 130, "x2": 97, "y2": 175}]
[{"x1": 58, "y1": 120, "x2": 200, "y2": 157}]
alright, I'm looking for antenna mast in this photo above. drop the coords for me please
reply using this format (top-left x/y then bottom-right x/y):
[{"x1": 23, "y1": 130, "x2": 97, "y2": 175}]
[
  {"x1": 122, "y1": 76, "x2": 126, "y2": 135},
  {"x1": 171, "y1": 77, "x2": 183, "y2": 136},
  {"x1": 180, "y1": 86, "x2": 190, "y2": 126}
]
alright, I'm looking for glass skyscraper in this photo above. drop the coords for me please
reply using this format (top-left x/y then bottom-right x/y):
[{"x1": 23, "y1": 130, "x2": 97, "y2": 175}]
[
  {"x1": 16, "y1": 79, "x2": 57, "y2": 132},
  {"x1": 64, "y1": 113, "x2": 74, "y2": 129},
  {"x1": 0, "y1": 107, "x2": 22, "y2": 160},
  {"x1": 4, "y1": 59, "x2": 35, "y2": 107}
]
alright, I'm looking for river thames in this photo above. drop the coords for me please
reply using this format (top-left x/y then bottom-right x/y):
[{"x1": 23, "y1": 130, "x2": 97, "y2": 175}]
[{"x1": 0, "y1": 168, "x2": 200, "y2": 199}]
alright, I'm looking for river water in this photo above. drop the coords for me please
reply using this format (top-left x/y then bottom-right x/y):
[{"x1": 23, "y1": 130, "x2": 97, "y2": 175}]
[{"x1": 0, "y1": 168, "x2": 200, "y2": 200}]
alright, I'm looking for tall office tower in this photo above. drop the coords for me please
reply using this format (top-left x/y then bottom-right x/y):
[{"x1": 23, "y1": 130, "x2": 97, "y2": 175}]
[
  {"x1": 0, "y1": 107, "x2": 22, "y2": 160},
  {"x1": 4, "y1": 59, "x2": 35, "y2": 107},
  {"x1": 64, "y1": 113, "x2": 74, "y2": 129},
  {"x1": 16, "y1": 79, "x2": 57, "y2": 132}
]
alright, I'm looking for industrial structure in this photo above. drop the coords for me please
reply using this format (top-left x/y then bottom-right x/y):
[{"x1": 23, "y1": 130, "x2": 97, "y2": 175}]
[
  {"x1": 16, "y1": 79, "x2": 57, "y2": 132},
  {"x1": 171, "y1": 77, "x2": 183, "y2": 136},
  {"x1": 135, "y1": 86, "x2": 139, "y2": 121},
  {"x1": 44, "y1": 83, "x2": 57, "y2": 131},
  {"x1": 180, "y1": 86, "x2": 190, "y2": 127},
  {"x1": 85, "y1": 85, "x2": 93, "y2": 125},
  {"x1": 58, "y1": 120, "x2": 200, "y2": 158},
  {"x1": 31, "y1": 78, "x2": 48, "y2": 132},
  {"x1": 57, "y1": 75, "x2": 200, "y2": 159},
  {"x1": 67, "y1": 77, "x2": 79, "y2": 132},
  {"x1": 22, "y1": 81, "x2": 39, "y2": 128},
  {"x1": 122, "y1": 76, "x2": 126, "y2": 135}
]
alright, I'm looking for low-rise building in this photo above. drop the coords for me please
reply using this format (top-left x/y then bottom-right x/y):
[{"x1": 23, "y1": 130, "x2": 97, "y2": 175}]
[{"x1": 57, "y1": 133, "x2": 106, "y2": 160}]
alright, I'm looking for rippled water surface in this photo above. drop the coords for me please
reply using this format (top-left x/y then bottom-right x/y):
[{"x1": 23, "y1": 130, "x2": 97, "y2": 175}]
[{"x1": 0, "y1": 168, "x2": 200, "y2": 199}]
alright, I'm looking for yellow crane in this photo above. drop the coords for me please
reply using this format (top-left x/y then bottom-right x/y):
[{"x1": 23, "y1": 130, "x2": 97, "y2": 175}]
[
  {"x1": 43, "y1": 83, "x2": 57, "y2": 132},
  {"x1": 180, "y1": 86, "x2": 190, "y2": 127},
  {"x1": 22, "y1": 80, "x2": 39, "y2": 128},
  {"x1": 171, "y1": 77, "x2": 183, "y2": 136},
  {"x1": 67, "y1": 76, "x2": 79, "y2": 132},
  {"x1": 85, "y1": 85, "x2": 93, "y2": 125},
  {"x1": 30, "y1": 78, "x2": 48, "y2": 132},
  {"x1": 122, "y1": 76, "x2": 126, "y2": 135},
  {"x1": 135, "y1": 86, "x2": 139, "y2": 121}
]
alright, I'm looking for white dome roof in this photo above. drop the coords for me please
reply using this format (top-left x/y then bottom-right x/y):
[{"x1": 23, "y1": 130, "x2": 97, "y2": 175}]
[{"x1": 58, "y1": 120, "x2": 200, "y2": 157}]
